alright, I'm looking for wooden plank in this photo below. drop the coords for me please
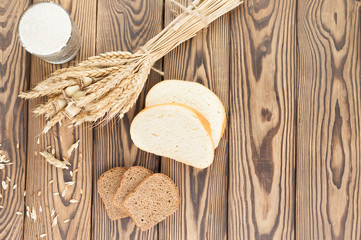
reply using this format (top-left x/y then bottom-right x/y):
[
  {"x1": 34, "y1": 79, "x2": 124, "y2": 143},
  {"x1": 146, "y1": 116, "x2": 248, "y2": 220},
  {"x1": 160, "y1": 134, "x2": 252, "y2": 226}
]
[
  {"x1": 228, "y1": 0, "x2": 296, "y2": 239},
  {"x1": 0, "y1": 0, "x2": 30, "y2": 238},
  {"x1": 23, "y1": 0, "x2": 96, "y2": 239},
  {"x1": 297, "y1": 0, "x2": 361, "y2": 239},
  {"x1": 158, "y1": 1, "x2": 229, "y2": 239},
  {"x1": 92, "y1": 0, "x2": 163, "y2": 239}
]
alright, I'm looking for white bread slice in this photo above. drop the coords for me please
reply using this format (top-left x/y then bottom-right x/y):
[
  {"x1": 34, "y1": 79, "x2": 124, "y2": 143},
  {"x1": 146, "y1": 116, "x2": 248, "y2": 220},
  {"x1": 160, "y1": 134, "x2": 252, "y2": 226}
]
[
  {"x1": 145, "y1": 80, "x2": 226, "y2": 148},
  {"x1": 130, "y1": 103, "x2": 214, "y2": 169}
]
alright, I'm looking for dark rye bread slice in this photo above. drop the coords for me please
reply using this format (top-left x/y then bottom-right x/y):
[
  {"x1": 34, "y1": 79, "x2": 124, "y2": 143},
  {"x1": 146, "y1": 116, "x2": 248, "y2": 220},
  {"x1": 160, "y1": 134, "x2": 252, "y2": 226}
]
[
  {"x1": 123, "y1": 173, "x2": 180, "y2": 231},
  {"x1": 112, "y1": 166, "x2": 153, "y2": 210},
  {"x1": 97, "y1": 167, "x2": 128, "y2": 220}
]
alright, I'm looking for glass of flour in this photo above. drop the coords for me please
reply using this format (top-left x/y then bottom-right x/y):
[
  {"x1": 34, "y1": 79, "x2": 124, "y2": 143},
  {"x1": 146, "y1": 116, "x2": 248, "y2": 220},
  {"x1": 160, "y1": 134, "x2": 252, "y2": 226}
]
[{"x1": 18, "y1": 2, "x2": 81, "y2": 64}]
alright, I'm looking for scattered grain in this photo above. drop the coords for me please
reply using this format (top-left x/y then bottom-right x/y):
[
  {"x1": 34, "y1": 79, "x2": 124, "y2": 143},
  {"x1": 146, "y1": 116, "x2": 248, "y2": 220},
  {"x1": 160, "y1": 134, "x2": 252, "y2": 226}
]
[
  {"x1": 7, "y1": 177, "x2": 11, "y2": 182},
  {"x1": 64, "y1": 219, "x2": 70, "y2": 223},
  {"x1": 26, "y1": 211, "x2": 30, "y2": 218},
  {"x1": 49, "y1": 180, "x2": 54, "y2": 184},
  {"x1": 53, "y1": 192, "x2": 59, "y2": 196},
  {"x1": 51, "y1": 208, "x2": 55, "y2": 217},
  {"x1": 34, "y1": 151, "x2": 38, "y2": 156},
  {"x1": 31, "y1": 206, "x2": 36, "y2": 222},
  {"x1": 39, "y1": 204, "x2": 42, "y2": 212},
  {"x1": 13, "y1": 184, "x2": 17, "y2": 190},
  {"x1": 52, "y1": 215, "x2": 58, "y2": 227},
  {"x1": 40, "y1": 233, "x2": 47, "y2": 238},
  {"x1": 51, "y1": 148, "x2": 56, "y2": 155},
  {"x1": 69, "y1": 199, "x2": 79, "y2": 203},
  {"x1": 16, "y1": 143, "x2": 19, "y2": 149},
  {"x1": 16, "y1": 211, "x2": 22, "y2": 215},
  {"x1": 37, "y1": 191, "x2": 41, "y2": 196},
  {"x1": 65, "y1": 181, "x2": 75, "y2": 186},
  {"x1": 80, "y1": 189, "x2": 83, "y2": 194},
  {"x1": 2, "y1": 181, "x2": 8, "y2": 190},
  {"x1": 67, "y1": 140, "x2": 80, "y2": 158},
  {"x1": 70, "y1": 171, "x2": 73, "y2": 177},
  {"x1": 37, "y1": 138, "x2": 40, "y2": 145},
  {"x1": 61, "y1": 189, "x2": 66, "y2": 197}
]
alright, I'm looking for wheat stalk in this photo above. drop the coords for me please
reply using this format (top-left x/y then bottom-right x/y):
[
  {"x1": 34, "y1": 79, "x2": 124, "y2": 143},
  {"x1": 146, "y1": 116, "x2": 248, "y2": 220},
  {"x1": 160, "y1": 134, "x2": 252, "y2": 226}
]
[{"x1": 20, "y1": 0, "x2": 244, "y2": 133}]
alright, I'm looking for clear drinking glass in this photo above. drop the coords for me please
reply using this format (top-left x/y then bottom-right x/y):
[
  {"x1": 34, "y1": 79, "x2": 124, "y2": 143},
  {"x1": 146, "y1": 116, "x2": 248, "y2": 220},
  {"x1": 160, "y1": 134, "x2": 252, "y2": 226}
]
[{"x1": 18, "y1": 2, "x2": 81, "y2": 64}]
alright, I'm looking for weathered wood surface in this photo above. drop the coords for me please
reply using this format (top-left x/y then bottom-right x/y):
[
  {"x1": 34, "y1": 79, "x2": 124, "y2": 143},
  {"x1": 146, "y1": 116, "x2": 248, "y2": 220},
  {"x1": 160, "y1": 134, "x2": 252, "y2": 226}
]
[
  {"x1": 0, "y1": 0, "x2": 361, "y2": 239},
  {"x1": 229, "y1": 0, "x2": 297, "y2": 239},
  {"x1": 0, "y1": 0, "x2": 30, "y2": 238},
  {"x1": 297, "y1": 0, "x2": 361, "y2": 239},
  {"x1": 23, "y1": 0, "x2": 96, "y2": 239},
  {"x1": 92, "y1": 0, "x2": 163, "y2": 239}
]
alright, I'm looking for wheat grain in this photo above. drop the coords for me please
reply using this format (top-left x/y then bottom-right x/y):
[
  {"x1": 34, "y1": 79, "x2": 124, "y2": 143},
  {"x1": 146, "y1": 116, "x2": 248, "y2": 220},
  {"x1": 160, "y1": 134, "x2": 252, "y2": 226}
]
[
  {"x1": 19, "y1": 0, "x2": 243, "y2": 132},
  {"x1": 40, "y1": 151, "x2": 70, "y2": 169}
]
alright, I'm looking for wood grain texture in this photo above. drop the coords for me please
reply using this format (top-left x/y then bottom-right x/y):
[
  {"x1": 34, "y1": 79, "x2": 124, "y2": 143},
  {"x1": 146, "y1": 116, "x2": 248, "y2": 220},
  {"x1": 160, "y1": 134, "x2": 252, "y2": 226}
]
[
  {"x1": 23, "y1": 0, "x2": 96, "y2": 239},
  {"x1": 297, "y1": 0, "x2": 361, "y2": 239},
  {"x1": 92, "y1": 0, "x2": 163, "y2": 239},
  {"x1": 0, "y1": 0, "x2": 30, "y2": 239},
  {"x1": 158, "y1": 1, "x2": 229, "y2": 239},
  {"x1": 229, "y1": 0, "x2": 296, "y2": 239}
]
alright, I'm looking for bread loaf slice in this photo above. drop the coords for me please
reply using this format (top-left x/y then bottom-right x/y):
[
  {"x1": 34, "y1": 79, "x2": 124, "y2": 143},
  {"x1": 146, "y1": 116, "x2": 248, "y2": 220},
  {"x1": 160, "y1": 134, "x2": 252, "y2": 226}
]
[
  {"x1": 130, "y1": 103, "x2": 214, "y2": 168},
  {"x1": 112, "y1": 166, "x2": 153, "y2": 210},
  {"x1": 123, "y1": 173, "x2": 180, "y2": 231},
  {"x1": 97, "y1": 167, "x2": 128, "y2": 220},
  {"x1": 145, "y1": 80, "x2": 226, "y2": 148}
]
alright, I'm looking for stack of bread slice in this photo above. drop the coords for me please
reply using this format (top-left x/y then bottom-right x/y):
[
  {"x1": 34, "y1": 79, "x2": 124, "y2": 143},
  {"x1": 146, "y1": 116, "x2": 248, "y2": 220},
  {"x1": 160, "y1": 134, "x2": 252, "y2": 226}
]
[
  {"x1": 131, "y1": 80, "x2": 226, "y2": 169},
  {"x1": 98, "y1": 166, "x2": 180, "y2": 231}
]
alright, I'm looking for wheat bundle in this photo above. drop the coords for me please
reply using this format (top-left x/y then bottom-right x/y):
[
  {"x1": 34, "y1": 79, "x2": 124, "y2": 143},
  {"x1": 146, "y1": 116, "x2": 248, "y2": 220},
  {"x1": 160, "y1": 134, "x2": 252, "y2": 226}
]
[{"x1": 20, "y1": 0, "x2": 244, "y2": 133}]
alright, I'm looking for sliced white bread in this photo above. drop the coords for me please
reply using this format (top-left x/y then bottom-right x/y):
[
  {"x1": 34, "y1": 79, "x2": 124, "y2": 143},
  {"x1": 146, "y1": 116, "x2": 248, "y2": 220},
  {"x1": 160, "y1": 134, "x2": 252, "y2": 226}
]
[
  {"x1": 145, "y1": 80, "x2": 226, "y2": 148},
  {"x1": 130, "y1": 103, "x2": 214, "y2": 169}
]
